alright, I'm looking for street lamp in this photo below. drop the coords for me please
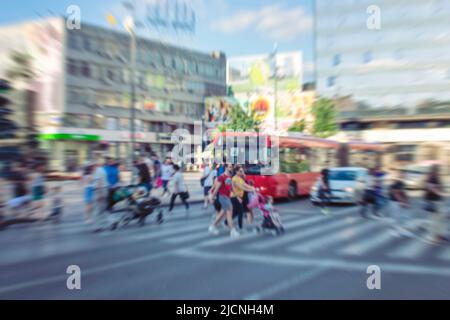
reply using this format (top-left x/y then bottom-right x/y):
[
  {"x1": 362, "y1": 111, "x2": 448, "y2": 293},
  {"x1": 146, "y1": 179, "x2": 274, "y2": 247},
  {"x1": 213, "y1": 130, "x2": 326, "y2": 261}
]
[
  {"x1": 269, "y1": 43, "x2": 279, "y2": 133},
  {"x1": 123, "y1": 1, "x2": 137, "y2": 167}
]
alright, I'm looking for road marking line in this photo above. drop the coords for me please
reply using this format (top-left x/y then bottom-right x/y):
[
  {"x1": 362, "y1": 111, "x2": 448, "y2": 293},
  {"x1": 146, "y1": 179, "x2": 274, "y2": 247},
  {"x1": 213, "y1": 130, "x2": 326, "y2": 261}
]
[
  {"x1": 387, "y1": 239, "x2": 431, "y2": 259},
  {"x1": 244, "y1": 267, "x2": 327, "y2": 300},
  {"x1": 0, "y1": 250, "x2": 173, "y2": 295},
  {"x1": 290, "y1": 221, "x2": 378, "y2": 253},
  {"x1": 177, "y1": 248, "x2": 450, "y2": 277},
  {"x1": 164, "y1": 215, "x2": 300, "y2": 245},
  {"x1": 247, "y1": 215, "x2": 359, "y2": 250},
  {"x1": 339, "y1": 230, "x2": 394, "y2": 256}
]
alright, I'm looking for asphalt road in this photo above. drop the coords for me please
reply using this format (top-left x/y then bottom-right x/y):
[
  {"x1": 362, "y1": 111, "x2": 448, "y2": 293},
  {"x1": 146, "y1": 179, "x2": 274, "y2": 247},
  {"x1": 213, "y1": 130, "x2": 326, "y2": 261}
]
[{"x1": 0, "y1": 197, "x2": 450, "y2": 300}]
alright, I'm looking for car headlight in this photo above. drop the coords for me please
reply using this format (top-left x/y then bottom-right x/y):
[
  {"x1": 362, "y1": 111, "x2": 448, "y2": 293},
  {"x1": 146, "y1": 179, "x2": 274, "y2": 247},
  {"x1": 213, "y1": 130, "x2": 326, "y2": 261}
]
[{"x1": 344, "y1": 187, "x2": 354, "y2": 194}]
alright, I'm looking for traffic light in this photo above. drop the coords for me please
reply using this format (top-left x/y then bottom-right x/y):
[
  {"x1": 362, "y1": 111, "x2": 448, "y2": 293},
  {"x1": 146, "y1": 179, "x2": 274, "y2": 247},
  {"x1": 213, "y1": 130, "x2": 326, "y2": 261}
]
[{"x1": 0, "y1": 79, "x2": 17, "y2": 140}]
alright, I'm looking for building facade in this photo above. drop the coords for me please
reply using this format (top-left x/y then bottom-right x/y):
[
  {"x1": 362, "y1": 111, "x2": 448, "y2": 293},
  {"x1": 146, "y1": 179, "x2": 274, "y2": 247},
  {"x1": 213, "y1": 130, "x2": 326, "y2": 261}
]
[
  {"x1": 0, "y1": 18, "x2": 226, "y2": 171},
  {"x1": 316, "y1": 0, "x2": 450, "y2": 173}
]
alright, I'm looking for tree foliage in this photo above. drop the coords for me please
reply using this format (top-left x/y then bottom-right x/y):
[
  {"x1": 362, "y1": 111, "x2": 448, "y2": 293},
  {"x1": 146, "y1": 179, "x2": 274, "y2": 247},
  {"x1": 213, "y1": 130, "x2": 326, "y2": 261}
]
[
  {"x1": 311, "y1": 97, "x2": 338, "y2": 138},
  {"x1": 288, "y1": 119, "x2": 306, "y2": 133},
  {"x1": 218, "y1": 103, "x2": 261, "y2": 132}
]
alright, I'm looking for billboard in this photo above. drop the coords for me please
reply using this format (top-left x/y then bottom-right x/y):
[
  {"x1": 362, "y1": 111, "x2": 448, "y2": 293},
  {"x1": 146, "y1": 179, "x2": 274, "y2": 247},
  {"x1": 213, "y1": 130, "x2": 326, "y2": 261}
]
[
  {"x1": 227, "y1": 51, "x2": 303, "y2": 93},
  {"x1": 204, "y1": 96, "x2": 239, "y2": 125}
]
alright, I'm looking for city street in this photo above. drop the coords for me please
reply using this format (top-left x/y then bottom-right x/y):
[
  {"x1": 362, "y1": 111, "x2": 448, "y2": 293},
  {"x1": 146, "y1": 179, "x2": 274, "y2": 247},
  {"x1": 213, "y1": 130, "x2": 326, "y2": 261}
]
[{"x1": 1, "y1": 196, "x2": 449, "y2": 300}]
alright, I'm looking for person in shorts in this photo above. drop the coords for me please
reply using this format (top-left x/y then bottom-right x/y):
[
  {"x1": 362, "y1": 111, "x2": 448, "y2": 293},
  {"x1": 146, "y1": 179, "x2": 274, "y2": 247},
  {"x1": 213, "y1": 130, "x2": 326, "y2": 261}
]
[{"x1": 208, "y1": 163, "x2": 240, "y2": 238}]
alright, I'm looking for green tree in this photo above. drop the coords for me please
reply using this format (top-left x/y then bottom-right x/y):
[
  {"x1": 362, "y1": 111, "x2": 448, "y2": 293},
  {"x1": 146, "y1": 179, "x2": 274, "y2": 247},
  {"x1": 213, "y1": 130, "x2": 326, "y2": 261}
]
[
  {"x1": 288, "y1": 119, "x2": 306, "y2": 133},
  {"x1": 311, "y1": 97, "x2": 338, "y2": 138},
  {"x1": 218, "y1": 103, "x2": 261, "y2": 132}
]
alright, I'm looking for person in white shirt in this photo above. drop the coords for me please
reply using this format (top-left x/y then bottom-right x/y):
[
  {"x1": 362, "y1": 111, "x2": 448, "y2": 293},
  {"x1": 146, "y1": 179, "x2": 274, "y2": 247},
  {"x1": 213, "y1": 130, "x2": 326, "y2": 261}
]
[
  {"x1": 161, "y1": 158, "x2": 174, "y2": 197},
  {"x1": 168, "y1": 164, "x2": 189, "y2": 216},
  {"x1": 201, "y1": 162, "x2": 216, "y2": 209}
]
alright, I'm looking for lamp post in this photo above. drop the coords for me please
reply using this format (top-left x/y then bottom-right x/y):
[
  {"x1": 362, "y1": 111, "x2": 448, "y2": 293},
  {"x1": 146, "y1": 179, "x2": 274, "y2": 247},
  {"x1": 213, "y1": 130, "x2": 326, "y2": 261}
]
[
  {"x1": 269, "y1": 42, "x2": 279, "y2": 133},
  {"x1": 123, "y1": 1, "x2": 137, "y2": 167}
]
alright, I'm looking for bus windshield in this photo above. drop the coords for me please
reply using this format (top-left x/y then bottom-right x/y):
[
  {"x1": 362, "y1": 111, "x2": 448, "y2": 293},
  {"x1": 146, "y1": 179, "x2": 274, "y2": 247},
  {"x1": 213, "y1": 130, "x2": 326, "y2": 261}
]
[{"x1": 244, "y1": 164, "x2": 263, "y2": 175}]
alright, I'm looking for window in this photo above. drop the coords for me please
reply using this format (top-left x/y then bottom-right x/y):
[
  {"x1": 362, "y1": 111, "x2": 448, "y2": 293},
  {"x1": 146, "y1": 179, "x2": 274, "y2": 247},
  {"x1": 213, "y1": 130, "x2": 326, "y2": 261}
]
[
  {"x1": 67, "y1": 59, "x2": 78, "y2": 76},
  {"x1": 81, "y1": 62, "x2": 91, "y2": 78},
  {"x1": 396, "y1": 121, "x2": 428, "y2": 129},
  {"x1": 394, "y1": 145, "x2": 417, "y2": 162},
  {"x1": 107, "y1": 69, "x2": 116, "y2": 82},
  {"x1": 83, "y1": 37, "x2": 92, "y2": 52},
  {"x1": 119, "y1": 118, "x2": 130, "y2": 130},
  {"x1": 332, "y1": 54, "x2": 341, "y2": 66},
  {"x1": 327, "y1": 76, "x2": 336, "y2": 87},
  {"x1": 106, "y1": 117, "x2": 118, "y2": 131},
  {"x1": 363, "y1": 51, "x2": 372, "y2": 64}
]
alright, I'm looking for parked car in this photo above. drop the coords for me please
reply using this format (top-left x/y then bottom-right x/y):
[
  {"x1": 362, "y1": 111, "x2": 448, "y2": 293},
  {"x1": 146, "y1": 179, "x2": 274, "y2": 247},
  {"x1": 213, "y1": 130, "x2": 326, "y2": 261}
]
[
  {"x1": 310, "y1": 167, "x2": 369, "y2": 204},
  {"x1": 400, "y1": 163, "x2": 437, "y2": 190}
]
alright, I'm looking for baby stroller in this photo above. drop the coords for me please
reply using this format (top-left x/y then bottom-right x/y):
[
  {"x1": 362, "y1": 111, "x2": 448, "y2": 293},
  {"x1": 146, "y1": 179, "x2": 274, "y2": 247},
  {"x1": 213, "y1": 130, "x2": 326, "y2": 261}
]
[
  {"x1": 111, "y1": 185, "x2": 164, "y2": 229},
  {"x1": 247, "y1": 192, "x2": 285, "y2": 236}
]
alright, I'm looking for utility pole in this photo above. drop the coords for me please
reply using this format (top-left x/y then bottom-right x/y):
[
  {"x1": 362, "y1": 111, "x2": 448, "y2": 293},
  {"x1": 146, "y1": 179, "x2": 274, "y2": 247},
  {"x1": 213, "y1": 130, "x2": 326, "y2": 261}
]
[
  {"x1": 270, "y1": 43, "x2": 279, "y2": 133},
  {"x1": 123, "y1": 0, "x2": 137, "y2": 166}
]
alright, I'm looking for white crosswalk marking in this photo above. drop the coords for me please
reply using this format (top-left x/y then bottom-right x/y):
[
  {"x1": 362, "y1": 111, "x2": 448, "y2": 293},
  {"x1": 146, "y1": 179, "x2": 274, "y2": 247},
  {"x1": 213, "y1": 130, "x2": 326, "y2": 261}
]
[
  {"x1": 247, "y1": 216, "x2": 359, "y2": 250},
  {"x1": 164, "y1": 215, "x2": 300, "y2": 245},
  {"x1": 339, "y1": 230, "x2": 394, "y2": 256},
  {"x1": 387, "y1": 239, "x2": 431, "y2": 259},
  {"x1": 290, "y1": 220, "x2": 378, "y2": 253}
]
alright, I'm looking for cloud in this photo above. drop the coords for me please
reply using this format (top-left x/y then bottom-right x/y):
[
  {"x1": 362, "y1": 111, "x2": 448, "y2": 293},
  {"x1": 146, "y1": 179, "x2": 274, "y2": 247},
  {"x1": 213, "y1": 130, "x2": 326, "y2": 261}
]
[{"x1": 213, "y1": 4, "x2": 313, "y2": 41}]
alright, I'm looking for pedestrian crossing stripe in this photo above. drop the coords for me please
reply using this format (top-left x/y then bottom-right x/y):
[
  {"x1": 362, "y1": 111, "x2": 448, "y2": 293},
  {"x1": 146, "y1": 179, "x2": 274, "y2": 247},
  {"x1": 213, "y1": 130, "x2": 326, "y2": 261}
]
[
  {"x1": 339, "y1": 229, "x2": 394, "y2": 256},
  {"x1": 1, "y1": 206, "x2": 449, "y2": 268},
  {"x1": 387, "y1": 238, "x2": 432, "y2": 259},
  {"x1": 246, "y1": 215, "x2": 359, "y2": 250},
  {"x1": 289, "y1": 220, "x2": 379, "y2": 253},
  {"x1": 163, "y1": 215, "x2": 301, "y2": 245}
]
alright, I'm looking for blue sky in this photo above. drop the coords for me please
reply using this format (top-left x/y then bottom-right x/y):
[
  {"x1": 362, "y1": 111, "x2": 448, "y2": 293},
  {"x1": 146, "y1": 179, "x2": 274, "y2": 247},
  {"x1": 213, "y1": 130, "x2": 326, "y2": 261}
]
[{"x1": 0, "y1": 0, "x2": 314, "y2": 80}]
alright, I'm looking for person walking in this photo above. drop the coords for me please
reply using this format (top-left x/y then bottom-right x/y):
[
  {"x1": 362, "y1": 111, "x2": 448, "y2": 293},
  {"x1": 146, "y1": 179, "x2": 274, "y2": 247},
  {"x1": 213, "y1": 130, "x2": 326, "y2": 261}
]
[
  {"x1": 424, "y1": 165, "x2": 448, "y2": 244},
  {"x1": 152, "y1": 154, "x2": 161, "y2": 180},
  {"x1": 92, "y1": 157, "x2": 110, "y2": 232},
  {"x1": 168, "y1": 164, "x2": 190, "y2": 216},
  {"x1": 30, "y1": 163, "x2": 46, "y2": 220},
  {"x1": 161, "y1": 158, "x2": 174, "y2": 197},
  {"x1": 389, "y1": 170, "x2": 411, "y2": 237},
  {"x1": 208, "y1": 163, "x2": 240, "y2": 238},
  {"x1": 231, "y1": 165, "x2": 255, "y2": 231},
  {"x1": 104, "y1": 157, "x2": 121, "y2": 212},
  {"x1": 81, "y1": 163, "x2": 95, "y2": 224},
  {"x1": 201, "y1": 162, "x2": 216, "y2": 210},
  {"x1": 318, "y1": 168, "x2": 331, "y2": 215},
  {"x1": 360, "y1": 168, "x2": 379, "y2": 218},
  {"x1": 136, "y1": 156, "x2": 152, "y2": 194}
]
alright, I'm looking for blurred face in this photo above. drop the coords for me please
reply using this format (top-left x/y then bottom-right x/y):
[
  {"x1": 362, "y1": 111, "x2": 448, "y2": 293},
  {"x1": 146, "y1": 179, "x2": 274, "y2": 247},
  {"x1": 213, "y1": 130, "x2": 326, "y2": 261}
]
[
  {"x1": 237, "y1": 168, "x2": 245, "y2": 177},
  {"x1": 225, "y1": 164, "x2": 233, "y2": 174}
]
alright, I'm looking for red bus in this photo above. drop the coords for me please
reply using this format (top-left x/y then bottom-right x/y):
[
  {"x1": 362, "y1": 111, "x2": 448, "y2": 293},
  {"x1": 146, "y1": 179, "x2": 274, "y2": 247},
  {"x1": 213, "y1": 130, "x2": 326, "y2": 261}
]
[{"x1": 211, "y1": 132, "x2": 383, "y2": 200}]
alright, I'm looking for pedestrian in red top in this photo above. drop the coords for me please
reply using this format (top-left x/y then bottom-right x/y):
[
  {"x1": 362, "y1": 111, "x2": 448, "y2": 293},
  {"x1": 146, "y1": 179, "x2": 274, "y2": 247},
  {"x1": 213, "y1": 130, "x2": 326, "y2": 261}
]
[{"x1": 208, "y1": 163, "x2": 240, "y2": 238}]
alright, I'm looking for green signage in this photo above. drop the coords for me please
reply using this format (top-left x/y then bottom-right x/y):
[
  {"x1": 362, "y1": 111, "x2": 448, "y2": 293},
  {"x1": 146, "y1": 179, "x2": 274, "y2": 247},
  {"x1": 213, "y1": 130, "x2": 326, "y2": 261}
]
[{"x1": 39, "y1": 133, "x2": 100, "y2": 141}]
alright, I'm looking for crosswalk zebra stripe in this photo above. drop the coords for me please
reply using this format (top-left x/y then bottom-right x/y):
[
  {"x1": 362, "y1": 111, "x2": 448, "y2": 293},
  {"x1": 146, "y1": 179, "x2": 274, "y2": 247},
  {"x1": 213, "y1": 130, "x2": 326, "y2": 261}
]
[
  {"x1": 339, "y1": 229, "x2": 394, "y2": 256},
  {"x1": 247, "y1": 216, "x2": 359, "y2": 250},
  {"x1": 290, "y1": 220, "x2": 378, "y2": 253},
  {"x1": 163, "y1": 215, "x2": 300, "y2": 245},
  {"x1": 387, "y1": 239, "x2": 432, "y2": 259}
]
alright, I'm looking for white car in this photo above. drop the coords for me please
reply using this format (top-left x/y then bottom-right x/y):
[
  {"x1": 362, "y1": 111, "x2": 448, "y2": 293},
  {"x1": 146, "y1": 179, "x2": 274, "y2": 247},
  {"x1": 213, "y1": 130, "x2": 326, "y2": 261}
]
[{"x1": 310, "y1": 167, "x2": 369, "y2": 204}]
